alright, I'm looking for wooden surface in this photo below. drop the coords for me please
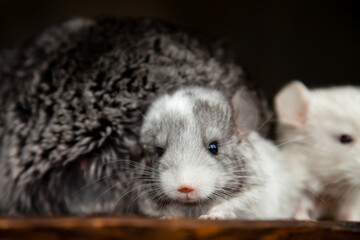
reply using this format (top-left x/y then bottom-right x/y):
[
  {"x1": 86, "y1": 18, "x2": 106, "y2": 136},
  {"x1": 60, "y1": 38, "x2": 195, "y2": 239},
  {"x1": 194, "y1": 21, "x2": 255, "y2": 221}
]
[{"x1": 0, "y1": 217, "x2": 359, "y2": 240}]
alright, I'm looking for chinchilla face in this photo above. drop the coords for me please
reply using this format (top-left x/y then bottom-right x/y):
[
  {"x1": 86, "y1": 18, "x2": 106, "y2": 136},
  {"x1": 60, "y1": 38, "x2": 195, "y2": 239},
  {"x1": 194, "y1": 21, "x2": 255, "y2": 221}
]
[
  {"x1": 305, "y1": 87, "x2": 360, "y2": 185},
  {"x1": 275, "y1": 81, "x2": 360, "y2": 186},
  {"x1": 139, "y1": 87, "x2": 248, "y2": 216}
]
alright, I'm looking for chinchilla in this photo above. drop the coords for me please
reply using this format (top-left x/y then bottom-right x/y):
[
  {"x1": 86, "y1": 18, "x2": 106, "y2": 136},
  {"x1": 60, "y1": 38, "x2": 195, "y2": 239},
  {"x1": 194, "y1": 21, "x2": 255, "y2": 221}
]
[{"x1": 0, "y1": 18, "x2": 269, "y2": 215}]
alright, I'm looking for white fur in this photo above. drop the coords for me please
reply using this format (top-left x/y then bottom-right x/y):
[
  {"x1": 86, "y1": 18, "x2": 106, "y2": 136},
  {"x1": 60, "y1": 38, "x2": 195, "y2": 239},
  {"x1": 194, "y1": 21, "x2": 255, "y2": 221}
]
[
  {"x1": 275, "y1": 81, "x2": 360, "y2": 221},
  {"x1": 164, "y1": 91, "x2": 193, "y2": 116},
  {"x1": 145, "y1": 92, "x2": 193, "y2": 123}
]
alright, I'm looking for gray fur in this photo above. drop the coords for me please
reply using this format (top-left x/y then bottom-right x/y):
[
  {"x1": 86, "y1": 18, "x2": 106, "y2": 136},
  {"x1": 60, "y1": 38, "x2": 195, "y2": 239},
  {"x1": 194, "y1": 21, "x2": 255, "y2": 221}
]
[{"x1": 0, "y1": 18, "x2": 269, "y2": 215}]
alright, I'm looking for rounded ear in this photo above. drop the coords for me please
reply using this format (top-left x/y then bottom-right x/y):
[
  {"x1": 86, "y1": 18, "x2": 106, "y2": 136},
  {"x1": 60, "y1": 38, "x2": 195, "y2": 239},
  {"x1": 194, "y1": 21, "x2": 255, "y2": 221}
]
[
  {"x1": 274, "y1": 80, "x2": 310, "y2": 127},
  {"x1": 231, "y1": 87, "x2": 260, "y2": 134}
]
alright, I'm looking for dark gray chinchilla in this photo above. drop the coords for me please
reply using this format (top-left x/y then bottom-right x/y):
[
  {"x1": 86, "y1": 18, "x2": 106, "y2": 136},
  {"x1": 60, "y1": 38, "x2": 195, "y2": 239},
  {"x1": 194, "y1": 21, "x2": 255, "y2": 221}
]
[{"x1": 0, "y1": 18, "x2": 269, "y2": 215}]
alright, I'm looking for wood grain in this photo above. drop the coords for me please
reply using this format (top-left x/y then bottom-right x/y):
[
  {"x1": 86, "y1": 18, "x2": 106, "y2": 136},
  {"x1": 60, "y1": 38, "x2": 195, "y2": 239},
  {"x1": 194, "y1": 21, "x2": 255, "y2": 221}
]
[{"x1": 0, "y1": 217, "x2": 359, "y2": 240}]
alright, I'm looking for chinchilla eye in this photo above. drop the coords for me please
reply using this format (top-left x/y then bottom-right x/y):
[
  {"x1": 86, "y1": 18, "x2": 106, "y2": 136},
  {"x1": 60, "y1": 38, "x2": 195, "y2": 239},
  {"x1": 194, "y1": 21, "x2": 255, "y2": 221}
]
[
  {"x1": 208, "y1": 141, "x2": 218, "y2": 155},
  {"x1": 156, "y1": 147, "x2": 164, "y2": 157},
  {"x1": 339, "y1": 134, "x2": 354, "y2": 144}
]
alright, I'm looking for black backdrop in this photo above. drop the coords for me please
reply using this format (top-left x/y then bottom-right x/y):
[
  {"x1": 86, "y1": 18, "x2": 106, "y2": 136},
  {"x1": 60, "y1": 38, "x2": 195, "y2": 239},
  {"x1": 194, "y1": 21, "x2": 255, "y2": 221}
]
[{"x1": 0, "y1": 0, "x2": 359, "y2": 100}]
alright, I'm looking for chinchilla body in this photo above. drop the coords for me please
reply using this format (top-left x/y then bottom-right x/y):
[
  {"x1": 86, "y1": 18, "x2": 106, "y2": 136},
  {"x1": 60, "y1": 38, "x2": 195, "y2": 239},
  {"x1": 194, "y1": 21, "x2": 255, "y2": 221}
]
[{"x1": 0, "y1": 18, "x2": 268, "y2": 215}]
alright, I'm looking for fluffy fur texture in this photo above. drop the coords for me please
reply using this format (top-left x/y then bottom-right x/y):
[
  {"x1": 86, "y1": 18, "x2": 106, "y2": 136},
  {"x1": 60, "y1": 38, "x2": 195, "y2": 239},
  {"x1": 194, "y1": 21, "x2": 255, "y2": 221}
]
[
  {"x1": 139, "y1": 86, "x2": 295, "y2": 219},
  {"x1": 0, "y1": 18, "x2": 269, "y2": 215},
  {"x1": 275, "y1": 81, "x2": 360, "y2": 221}
]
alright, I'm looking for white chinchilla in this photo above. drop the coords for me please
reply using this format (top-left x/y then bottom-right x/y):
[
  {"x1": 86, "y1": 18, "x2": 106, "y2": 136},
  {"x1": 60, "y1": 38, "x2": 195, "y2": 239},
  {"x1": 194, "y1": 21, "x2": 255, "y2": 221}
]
[
  {"x1": 138, "y1": 86, "x2": 296, "y2": 219},
  {"x1": 275, "y1": 80, "x2": 360, "y2": 221}
]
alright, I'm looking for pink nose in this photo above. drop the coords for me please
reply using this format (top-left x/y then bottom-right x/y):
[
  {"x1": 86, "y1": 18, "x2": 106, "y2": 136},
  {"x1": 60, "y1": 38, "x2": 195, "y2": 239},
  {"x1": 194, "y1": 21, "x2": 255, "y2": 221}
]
[{"x1": 177, "y1": 186, "x2": 195, "y2": 193}]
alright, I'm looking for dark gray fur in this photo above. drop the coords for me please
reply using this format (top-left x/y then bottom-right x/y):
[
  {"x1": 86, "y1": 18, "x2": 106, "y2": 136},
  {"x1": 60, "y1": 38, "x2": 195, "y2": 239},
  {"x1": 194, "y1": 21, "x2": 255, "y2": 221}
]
[{"x1": 0, "y1": 18, "x2": 268, "y2": 215}]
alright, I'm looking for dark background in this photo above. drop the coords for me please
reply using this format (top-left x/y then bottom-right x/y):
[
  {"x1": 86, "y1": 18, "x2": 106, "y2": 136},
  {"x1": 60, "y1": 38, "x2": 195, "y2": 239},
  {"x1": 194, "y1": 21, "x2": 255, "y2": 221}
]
[{"x1": 0, "y1": 0, "x2": 359, "y2": 99}]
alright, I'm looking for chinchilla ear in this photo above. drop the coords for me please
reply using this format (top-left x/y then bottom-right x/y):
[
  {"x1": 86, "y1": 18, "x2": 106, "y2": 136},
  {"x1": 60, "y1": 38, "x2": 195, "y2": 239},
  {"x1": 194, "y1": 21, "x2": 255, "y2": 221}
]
[
  {"x1": 274, "y1": 80, "x2": 310, "y2": 127},
  {"x1": 231, "y1": 87, "x2": 261, "y2": 134}
]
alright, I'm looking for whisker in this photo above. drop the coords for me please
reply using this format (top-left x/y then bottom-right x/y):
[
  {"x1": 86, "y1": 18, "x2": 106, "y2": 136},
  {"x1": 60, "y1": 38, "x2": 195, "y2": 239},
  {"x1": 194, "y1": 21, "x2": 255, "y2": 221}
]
[
  {"x1": 275, "y1": 135, "x2": 307, "y2": 147},
  {"x1": 136, "y1": 108, "x2": 145, "y2": 118},
  {"x1": 256, "y1": 112, "x2": 274, "y2": 133},
  {"x1": 125, "y1": 187, "x2": 153, "y2": 214},
  {"x1": 301, "y1": 185, "x2": 326, "y2": 203},
  {"x1": 94, "y1": 184, "x2": 120, "y2": 204},
  {"x1": 71, "y1": 173, "x2": 122, "y2": 196},
  {"x1": 112, "y1": 183, "x2": 154, "y2": 213}
]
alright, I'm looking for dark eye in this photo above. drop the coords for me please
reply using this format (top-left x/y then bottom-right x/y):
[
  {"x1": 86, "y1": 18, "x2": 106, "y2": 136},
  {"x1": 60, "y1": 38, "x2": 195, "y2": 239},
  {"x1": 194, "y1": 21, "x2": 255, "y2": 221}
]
[
  {"x1": 208, "y1": 141, "x2": 218, "y2": 155},
  {"x1": 339, "y1": 134, "x2": 354, "y2": 144},
  {"x1": 157, "y1": 147, "x2": 164, "y2": 157}
]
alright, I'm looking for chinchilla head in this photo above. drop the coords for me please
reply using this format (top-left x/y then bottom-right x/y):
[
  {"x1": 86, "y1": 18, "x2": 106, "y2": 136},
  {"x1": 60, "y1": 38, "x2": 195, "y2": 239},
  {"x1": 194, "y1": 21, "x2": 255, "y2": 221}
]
[{"x1": 275, "y1": 81, "x2": 360, "y2": 187}]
